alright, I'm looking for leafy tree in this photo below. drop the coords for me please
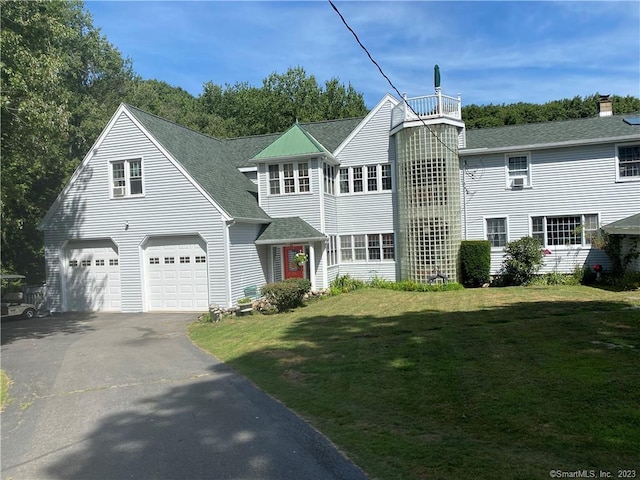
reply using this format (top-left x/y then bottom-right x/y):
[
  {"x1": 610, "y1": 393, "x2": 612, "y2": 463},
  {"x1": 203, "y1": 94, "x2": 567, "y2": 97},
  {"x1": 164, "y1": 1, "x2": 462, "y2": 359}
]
[
  {"x1": 200, "y1": 66, "x2": 368, "y2": 136},
  {"x1": 1, "y1": 0, "x2": 133, "y2": 282},
  {"x1": 463, "y1": 94, "x2": 640, "y2": 129}
]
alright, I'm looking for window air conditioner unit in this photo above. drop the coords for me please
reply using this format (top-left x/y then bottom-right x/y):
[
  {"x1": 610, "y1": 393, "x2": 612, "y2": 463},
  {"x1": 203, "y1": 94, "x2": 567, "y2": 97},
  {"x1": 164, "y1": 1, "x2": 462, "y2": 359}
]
[
  {"x1": 113, "y1": 186, "x2": 126, "y2": 197},
  {"x1": 512, "y1": 177, "x2": 525, "y2": 188}
]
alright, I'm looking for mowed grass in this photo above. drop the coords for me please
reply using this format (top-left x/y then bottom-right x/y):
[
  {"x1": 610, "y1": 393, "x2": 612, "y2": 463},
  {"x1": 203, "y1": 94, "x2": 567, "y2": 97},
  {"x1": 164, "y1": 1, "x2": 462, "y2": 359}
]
[
  {"x1": 1, "y1": 369, "x2": 11, "y2": 411},
  {"x1": 189, "y1": 286, "x2": 640, "y2": 480}
]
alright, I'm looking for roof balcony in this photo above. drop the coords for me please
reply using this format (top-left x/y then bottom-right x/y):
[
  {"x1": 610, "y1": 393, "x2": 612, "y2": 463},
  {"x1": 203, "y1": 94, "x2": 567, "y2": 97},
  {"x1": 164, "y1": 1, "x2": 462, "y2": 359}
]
[{"x1": 391, "y1": 89, "x2": 462, "y2": 129}]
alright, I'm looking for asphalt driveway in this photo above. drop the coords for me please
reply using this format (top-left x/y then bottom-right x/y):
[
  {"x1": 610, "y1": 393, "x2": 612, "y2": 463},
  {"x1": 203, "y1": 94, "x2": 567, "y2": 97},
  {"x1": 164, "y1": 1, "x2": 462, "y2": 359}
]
[{"x1": 1, "y1": 313, "x2": 367, "y2": 480}]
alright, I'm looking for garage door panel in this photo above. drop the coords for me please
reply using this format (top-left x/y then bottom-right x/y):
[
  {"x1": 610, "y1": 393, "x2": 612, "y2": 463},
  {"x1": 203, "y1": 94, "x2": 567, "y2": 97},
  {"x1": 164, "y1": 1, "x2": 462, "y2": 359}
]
[
  {"x1": 65, "y1": 240, "x2": 120, "y2": 312},
  {"x1": 144, "y1": 236, "x2": 208, "y2": 311}
]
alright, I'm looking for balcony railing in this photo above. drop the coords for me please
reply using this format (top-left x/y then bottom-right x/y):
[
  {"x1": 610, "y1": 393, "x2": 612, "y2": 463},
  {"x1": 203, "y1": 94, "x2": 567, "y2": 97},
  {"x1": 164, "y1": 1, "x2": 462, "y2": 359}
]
[{"x1": 391, "y1": 91, "x2": 462, "y2": 128}]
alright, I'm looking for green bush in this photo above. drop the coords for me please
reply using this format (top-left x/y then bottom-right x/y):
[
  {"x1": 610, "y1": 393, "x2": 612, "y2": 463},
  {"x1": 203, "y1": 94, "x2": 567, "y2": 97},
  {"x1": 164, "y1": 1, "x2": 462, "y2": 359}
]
[
  {"x1": 499, "y1": 236, "x2": 544, "y2": 286},
  {"x1": 459, "y1": 240, "x2": 491, "y2": 288},
  {"x1": 260, "y1": 278, "x2": 311, "y2": 312}
]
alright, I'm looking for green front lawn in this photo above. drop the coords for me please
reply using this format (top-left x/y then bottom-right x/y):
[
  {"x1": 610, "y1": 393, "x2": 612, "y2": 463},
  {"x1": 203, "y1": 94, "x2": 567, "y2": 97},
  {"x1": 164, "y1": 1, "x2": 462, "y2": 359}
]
[{"x1": 189, "y1": 286, "x2": 640, "y2": 480}]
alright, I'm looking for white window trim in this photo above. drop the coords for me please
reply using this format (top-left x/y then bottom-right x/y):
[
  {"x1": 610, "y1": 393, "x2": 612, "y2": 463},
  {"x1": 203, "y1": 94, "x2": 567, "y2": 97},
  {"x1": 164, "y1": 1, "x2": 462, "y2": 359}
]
[
  {"x1": 529, "y1": 213, "x2": 600, "y2": 249},
  {"x1": 109, "y1": 157, "x2": 144, "y2": 199},
  {"x1": 483, "y1": 216, "x2": 509, "y2": 250},
  {"x1": 504, "y1": 152, "x2": 532, "y2": 190},
  {"x1": 615, "y1": 142, "x2": 640, "y2": 182}
]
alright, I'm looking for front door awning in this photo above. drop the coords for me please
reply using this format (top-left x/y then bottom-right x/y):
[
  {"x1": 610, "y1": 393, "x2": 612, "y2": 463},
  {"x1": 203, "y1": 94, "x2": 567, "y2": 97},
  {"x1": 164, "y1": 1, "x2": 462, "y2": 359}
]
[{"x1": 255, "y1": 217, "x2": 326, "y2": 245}]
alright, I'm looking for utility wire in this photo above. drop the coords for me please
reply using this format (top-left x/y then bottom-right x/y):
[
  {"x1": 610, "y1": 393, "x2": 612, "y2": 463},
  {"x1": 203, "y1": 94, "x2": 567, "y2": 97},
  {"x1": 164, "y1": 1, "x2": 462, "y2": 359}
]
[{"x1": 328, "y1": 0, "x2": 461, "y2": 157}]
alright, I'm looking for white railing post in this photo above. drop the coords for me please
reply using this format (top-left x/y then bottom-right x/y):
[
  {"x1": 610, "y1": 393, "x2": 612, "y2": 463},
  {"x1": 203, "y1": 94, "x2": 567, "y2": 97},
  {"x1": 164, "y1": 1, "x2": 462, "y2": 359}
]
[
  {"x1": 457, "y1": 93, "x2": 462, "y2": 119},
  {"x1": 435, "y1": 87, "x2": 442, "y2": 117}
]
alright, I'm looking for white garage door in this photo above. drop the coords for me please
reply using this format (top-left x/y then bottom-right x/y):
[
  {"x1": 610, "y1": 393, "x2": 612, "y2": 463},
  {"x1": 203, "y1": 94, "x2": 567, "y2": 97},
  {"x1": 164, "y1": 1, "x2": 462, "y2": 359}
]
[
  {"x1": 66, "y1": 240, "x2": 121, "y2": 311},
  {"x1": 144, "y1": 236, "x2": 209, "y2": 311}
]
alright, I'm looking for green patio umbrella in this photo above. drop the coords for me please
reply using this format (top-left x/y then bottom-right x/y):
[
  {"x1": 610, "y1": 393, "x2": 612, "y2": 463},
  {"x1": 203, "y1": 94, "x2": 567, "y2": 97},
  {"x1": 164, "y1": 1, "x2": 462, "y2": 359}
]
[{"x1": 434, "y1": 64, "x2": 441, "y2": 89}]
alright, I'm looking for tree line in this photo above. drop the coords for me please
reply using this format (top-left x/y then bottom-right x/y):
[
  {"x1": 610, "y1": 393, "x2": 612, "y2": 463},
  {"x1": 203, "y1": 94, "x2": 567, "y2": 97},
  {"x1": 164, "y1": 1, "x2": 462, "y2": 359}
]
[{"x1": 1, "y1": 0, "x2": 639, "y2": 282}]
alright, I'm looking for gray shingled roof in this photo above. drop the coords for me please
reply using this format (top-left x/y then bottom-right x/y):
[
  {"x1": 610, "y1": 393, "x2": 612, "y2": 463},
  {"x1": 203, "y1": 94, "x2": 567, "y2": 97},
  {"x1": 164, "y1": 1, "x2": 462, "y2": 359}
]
[
  {"x1": 603, "y1": 213, "x2": 640, "y2": 235},
  {"x1": 463, "y1": 115, "x2": 640, "y2": 151},
  {"x1": 126, "y1": 105, "x2": 270, "y2": 220},
  {"x1": 255, "y1": 217, "x2": 326, "y2": 245}
]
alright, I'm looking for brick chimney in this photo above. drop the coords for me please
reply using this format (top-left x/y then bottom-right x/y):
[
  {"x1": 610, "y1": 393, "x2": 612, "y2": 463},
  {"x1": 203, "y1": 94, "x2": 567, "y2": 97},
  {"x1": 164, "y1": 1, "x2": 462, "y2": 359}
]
[{"x1": 598, "y1": 94, "x2": 613, "y2": 117}]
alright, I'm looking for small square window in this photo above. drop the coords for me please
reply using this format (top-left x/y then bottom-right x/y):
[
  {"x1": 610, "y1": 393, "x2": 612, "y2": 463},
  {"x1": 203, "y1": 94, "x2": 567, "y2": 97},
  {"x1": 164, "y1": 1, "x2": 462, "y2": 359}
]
[
  {"x1": 164, "y1": 257, "x2": 175, "y2": 264},
  {"x1": 81, "y1": 259, "x2": 91, "y2": 267},
  {"x1": 180, "y1": 256, "x2": 191, "y2": 264},
  {"x1": 69, "y1": 260, "x2": 78, "y2": 267},
  {"x1": 95, "y1": 259, "x2": 105, "y2": 266},
  {"x1": 149, "y1": 257, "x2": 160, "y2": 265},
  {"x1": 109, "y1": 259, "x2": 119, "y2": 266},
  {"x1": 195, "y1": 256, "x2": 206, "y2": 263}
]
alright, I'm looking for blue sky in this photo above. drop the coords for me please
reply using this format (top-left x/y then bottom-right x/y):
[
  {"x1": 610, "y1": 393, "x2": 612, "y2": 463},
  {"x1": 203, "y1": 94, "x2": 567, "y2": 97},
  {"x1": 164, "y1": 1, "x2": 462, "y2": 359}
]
[{"x1": 86, "y1": 1, "x2": 640, "y2": 109}]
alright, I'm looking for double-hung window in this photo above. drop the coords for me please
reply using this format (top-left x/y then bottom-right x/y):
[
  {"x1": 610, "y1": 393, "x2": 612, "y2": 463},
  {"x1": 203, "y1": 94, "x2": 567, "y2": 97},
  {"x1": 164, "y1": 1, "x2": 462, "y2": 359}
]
[
  {"x1": 339, "y1": 168, "x2": 349, "y2": 194},
  {"x1": 269, "y1": 165, "x2": 280, "y2": 194},
  {"x1": 617, "y1": 144, "x2": 640, "y2": 180},
  {"x1": 506, "y1": 153, "x2": 530, "y2": 188},
  {"x1": 353, "y1": 167, "x2": 364, "y2": 192},
  {"x1": 381, "y1": 164, "x2": 392, "y2": 190},
  {"x1": 531, "y1": 214, "x2": 598, "y2": 247},
  {"x1": 111, "y1": 158, "x2": 143, "y2": 198},
  {"x1": 324, "y1": 163, "x2": 335, "y2": 195},
  {"x1": 367, "y1": 166, "x2": 378, "y2": 192},
  {"x1": 486, "y1": 218, "x2": 507, "y2": 247},
  {"x1": 327, "y1": 235, "x2": 338, "y2": 266}
]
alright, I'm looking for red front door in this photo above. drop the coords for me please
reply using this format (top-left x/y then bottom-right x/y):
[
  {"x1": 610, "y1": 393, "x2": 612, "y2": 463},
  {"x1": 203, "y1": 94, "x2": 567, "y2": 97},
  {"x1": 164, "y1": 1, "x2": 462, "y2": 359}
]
[{"x1": 283, "y1": 245, "x2": 305, "y2": 279}]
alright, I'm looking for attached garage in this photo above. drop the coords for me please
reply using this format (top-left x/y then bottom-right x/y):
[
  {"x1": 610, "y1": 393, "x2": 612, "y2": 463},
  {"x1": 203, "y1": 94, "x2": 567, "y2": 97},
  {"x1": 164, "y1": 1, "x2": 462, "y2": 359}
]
[
  {"x1": 65, "y1": 239, "x2": 121, "y2": 311},
  {"x1": 143, "y1": 235, "x2": 209, "y2": 311}
]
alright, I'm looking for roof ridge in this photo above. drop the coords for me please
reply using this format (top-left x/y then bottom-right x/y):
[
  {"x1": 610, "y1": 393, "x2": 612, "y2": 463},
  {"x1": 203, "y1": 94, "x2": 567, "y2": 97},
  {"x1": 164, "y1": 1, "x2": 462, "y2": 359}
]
[{"x1": 123, "y1": 103, "x2": 224, "y2": 145}]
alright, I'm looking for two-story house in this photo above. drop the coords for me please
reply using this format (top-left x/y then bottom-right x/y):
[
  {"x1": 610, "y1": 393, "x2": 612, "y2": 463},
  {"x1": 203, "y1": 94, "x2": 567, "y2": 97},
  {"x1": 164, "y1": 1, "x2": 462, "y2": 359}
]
[{"x1": 39, "y1": 89, "x2": 640, "y2": 312}]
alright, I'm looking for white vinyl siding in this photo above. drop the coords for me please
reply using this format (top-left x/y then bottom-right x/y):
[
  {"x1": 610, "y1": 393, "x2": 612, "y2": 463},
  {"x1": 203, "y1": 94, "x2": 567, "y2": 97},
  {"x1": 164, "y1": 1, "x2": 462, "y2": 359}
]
[
  {"x1": 229, "y1": 223, "x2": 268, "y2": 303},
  {"x1": 462, "y1": 142, "x2": 638, "y2": 275}
]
